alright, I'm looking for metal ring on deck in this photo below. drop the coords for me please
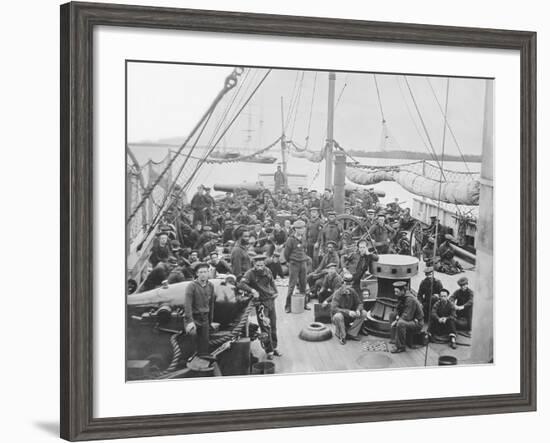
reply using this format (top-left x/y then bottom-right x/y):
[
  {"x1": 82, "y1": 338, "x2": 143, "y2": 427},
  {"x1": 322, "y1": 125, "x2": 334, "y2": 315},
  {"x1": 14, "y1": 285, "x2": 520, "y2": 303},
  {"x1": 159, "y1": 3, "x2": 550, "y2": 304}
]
[{"x1": 299, "y1": 322, "x2": 333, "y2": 342}]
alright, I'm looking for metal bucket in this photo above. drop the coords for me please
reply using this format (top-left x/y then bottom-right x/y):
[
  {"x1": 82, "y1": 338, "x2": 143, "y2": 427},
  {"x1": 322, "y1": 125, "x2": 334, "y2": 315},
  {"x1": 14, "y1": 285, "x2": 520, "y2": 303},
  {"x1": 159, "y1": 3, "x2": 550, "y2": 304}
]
[
  {"x1": 251, "y1": 361, "x2": 275, "y2": 375},
  {"x1": 291, "y1": 293, "x2": 305, "y2": 314}
]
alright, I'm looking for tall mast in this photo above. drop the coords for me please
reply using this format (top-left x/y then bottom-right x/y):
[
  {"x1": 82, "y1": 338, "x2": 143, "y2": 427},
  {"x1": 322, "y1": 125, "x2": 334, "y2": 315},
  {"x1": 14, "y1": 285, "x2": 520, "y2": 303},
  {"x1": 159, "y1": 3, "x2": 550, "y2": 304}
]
[
  {"x1": 280, "y1": 96, "x2": 287, "y2": 177},
  {"x1": 325, "y1": 72, "x2": 336, "y2": 189}
]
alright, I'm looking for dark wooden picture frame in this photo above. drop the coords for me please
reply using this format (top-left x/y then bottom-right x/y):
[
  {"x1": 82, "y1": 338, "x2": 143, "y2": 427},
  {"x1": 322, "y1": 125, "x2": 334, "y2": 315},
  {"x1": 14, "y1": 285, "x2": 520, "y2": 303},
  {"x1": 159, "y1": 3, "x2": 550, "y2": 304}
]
[{"x1": 60, "y1": 1, "x2": 536, "y2": 441}]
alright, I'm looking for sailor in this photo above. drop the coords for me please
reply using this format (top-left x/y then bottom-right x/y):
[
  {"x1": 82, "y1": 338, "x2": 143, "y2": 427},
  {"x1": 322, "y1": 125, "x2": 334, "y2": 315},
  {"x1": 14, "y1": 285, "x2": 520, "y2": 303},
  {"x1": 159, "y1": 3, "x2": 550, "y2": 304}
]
[
  {"x1": 389, "y1": 281, "x2": 424, "y2": 353},
  {"x1": 320, "y1": 188, "x2": 334, "y2": 216},
  {"x1": 399, "y1": 207, "x2": 415, "y2": 230},
  {"x1": 417, "y1": 266, "x2": 444, "y2": 319},
  {"x1": 306, "y1": 240, "x2": 340, "y2": 297},
  {"x1": 273, "y1": 165, "x2": 287, "y2": 192},
  {"x1": 238, "y1": 255, "x2": 282, "y2": 359},
  {"x1": 221, "y1": 220, "x2": 235, "y2": 244},
  {"x1": 365, "y1": 208, "x2": 376, "y2": 229},
  {"x1": 330, "y1": 272, "x2": 368, "y2": 345},
  {"x1": 190, "y1": 185, "x2": 208, "y2": 225},
  {"x1": 434, "y1": 235, "x2": 464, "y2": 275},
  {"x1": 284, "y1": 219, "x2": 310, "y2": 313},
  {"x1": 208, "y1": 251, "x2": 232, "y2": 275},
  {"x1": 265, "y1": 251, "x2": 285, "y2": 279},
  {"x1": 230, "y1": 228, "x2": 252, "y2": 278},
  {"x1": 429, "y1": 288, "x2": 458, "y2": 349},
  {"x1": 184, "y1": 262, "x2": 216, "y2": 357},
  {"x1": 149, "y1": 230, "x2": 173, "y2": 267},
  {"x1": 309, "y1": 189, "x2": 321, "y2": 209},
  {"x1": 368, "y1": 213, "x2": 395, "y2": 253},
  {"x1": 305, "y1": 207, "x2": 323, "y2": 264},
  {"x1": 341, "y1": 239, "x2": 379, "y2": 295},
  {"x1": 318, "y1": 211, "x2": 343, "y2": 251},
  {"x1": 451, "y1": 276, "x2": 474, "y2": 331},
  {"x1": 141, "y1": 257, "x2": 178, "y2": 291},
  {"x1": 236, "y1": 207, "x2": 252, "y2": 225},
  {"x1": 319, "y1": 262, "x2": 344, "y2": 304},
  {"x1": 396, "y1": 231, "x2": 411, "y2": 255},
  {"x1": 203, "y1": 186, "x2": 215, "y2": 224},
  {"x1": 422, "y1": 236, "x2": 436, "y2": 265}
]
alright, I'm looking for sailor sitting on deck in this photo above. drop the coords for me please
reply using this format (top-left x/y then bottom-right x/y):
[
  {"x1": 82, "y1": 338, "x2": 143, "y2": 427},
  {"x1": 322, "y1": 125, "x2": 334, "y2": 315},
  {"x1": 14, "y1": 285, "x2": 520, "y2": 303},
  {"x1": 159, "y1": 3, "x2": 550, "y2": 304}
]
[
  {"x1": 330, "y1": 272, "x2": 368, "y2": 345},
  {"x1": 389, "y1": 281, "x2": 424, "y2": 353},
  {"x1": 417, "y1": 266, "x2": 443, "y2": 320},
  {"x1": 429, "y1": 288, "x2": 458, "y2": 349},
  {"x1": 238, "y1": 255, "x2": 282, "y2": 360},
  {"x1": 451, "y1": 276, "x2": 474, "y2": 332},
  {"x1": 341, "y1": 239, "x2": 379, "y2": 296},
  {"x1": 319, "y1": 262, "x2": 344, "y2": 304},
  {"x1": 434, "y1": 235, "x2": 464, "y2": 275},
  {"x1": 306, "y1": 240, "x2": 340, "y2": 298}
]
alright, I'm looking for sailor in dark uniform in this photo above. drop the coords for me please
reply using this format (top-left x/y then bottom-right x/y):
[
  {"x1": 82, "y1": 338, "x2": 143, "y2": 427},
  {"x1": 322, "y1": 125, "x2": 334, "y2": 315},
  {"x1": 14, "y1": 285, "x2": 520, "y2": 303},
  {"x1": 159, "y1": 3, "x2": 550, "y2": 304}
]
[
  {"x1": 330, "y1": 272, "x2": 368, "y2": 345},
  {"x1": 417, "y1": 266, "x2": 443, "y2": 319},
  {"x1": 389, "y1": 281, "x2": 424, "y2": 353},
  {"x1": 451, "y1": 276, "x2": 474, "y2": 331},
  {"x1": 429, "y1": 288, "x2": 458, "y2": 349}
]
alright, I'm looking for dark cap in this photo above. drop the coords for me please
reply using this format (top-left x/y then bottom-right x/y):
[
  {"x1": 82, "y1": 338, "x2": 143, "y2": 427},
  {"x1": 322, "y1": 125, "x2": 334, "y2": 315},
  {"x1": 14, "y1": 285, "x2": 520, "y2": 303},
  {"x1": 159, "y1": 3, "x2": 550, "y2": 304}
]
[
  {"x1": 393, "y1": 281, "x2": 407, "y2": 289},
  {"x1": 457, "y1": 276, "x2": 469, "y2": 286},
  {"x1": 167, "y1": 257, "x2": 178, "y2": 265},
  {"x1": 325, "y1": 262, "x2": 337, "y2": 270},
  {"x1": 424, "y1": 266, "x2": 434, "y2": 274},
  {"x1": 327, "y1": 211, "x2": 336, "y2": 216},
  {"x1": 310, "y1": 207, "x2": 320, "y2": 212},
  {"x1": 253, "y1": 254, "x2": 267, "y2": 262},
  {"x1": 194, "y1": 262, "x2": 210, "y2": 271},
  {"x1": 326, "y1": 240, "x2": 337, "y2": 247},
  {"x1": 440, "y1": 288, "x2": 450, "y2": 295}
]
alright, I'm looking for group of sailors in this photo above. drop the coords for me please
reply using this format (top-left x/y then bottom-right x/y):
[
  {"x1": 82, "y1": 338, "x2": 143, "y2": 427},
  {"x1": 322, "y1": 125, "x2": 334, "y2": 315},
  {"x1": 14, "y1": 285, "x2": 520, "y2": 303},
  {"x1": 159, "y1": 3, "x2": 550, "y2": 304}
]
[{"x1": 132, "y1": 180, "x2": 473, "y2": 359}]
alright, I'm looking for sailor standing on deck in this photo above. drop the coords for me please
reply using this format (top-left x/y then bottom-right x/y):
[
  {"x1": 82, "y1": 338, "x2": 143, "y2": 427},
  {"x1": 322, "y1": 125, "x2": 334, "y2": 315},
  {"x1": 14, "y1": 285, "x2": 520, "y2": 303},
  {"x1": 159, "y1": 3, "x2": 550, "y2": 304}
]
[
  {"x1": 230, "y1": 228, "x2": 252, "y2": 279},
  {"x1": 284, "y1": 219, "x2": 310, "y2": 313},
  {"x1": 190, "y1": 185, "x2": 208, "y2": 225},
  {"x1": 273, "y1": 165, "x2": 287, "y2": 192},
  {"x1": 368, "y1": 213, "x2": 394, "y2": 254},
  {"x1": 238, "y1": 255, "x2": 282, "y2": 360},
  {"x1": 184, "y1": 262, "x2": 216, "y2": 357}
]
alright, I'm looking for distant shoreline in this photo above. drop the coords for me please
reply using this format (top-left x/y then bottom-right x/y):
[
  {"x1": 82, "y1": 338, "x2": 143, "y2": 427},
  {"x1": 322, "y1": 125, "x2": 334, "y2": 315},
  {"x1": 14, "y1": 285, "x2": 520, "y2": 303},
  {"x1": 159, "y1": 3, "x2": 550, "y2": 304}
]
[{"x1": 346, "y1": 149, "x2": 481, "y2": 163}]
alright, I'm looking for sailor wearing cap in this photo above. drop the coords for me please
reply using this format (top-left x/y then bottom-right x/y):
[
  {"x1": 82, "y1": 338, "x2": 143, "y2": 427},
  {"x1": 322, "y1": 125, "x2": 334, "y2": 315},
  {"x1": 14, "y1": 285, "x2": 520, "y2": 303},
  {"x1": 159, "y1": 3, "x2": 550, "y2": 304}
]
[
  {"x1": 368, "y1": 212, "x2": 395, "y2": 254},
  {"x1": 320, "y1": 188, "x2": 334, "y2": 216},
  {"x1": 417, "y1": 266, "x2": 444, "y2": 319},
  {"x1": 318, "y1": 211, "x2": 343, "y2": 252},
  {"x1": 238, "y1": 255, "x2": 282, "y2": 359},
  {"x1": 429, "y1": 288, "x2": 458, "y2": 349},
  {"x1": 306, "y1": 239, "x2": 340, "y2": 297},
  {"x1": 284, "y1": 219, "x2": 310, "y2": 313},
  {"x1": 389, "y1": 281, "x2": 424, "y2": 353},
  {"x1": 305, "y1": 206, "x2": 323, "y2": 265},
  {"x1": 330, "y1": 272, "x2": 368, "y2": 345},
  {"x1": 451, "y1": 276, "x2": 474, "y2": 331},
  {"x1": 190, "y1": 185, "x2": 208, "y2": 225},
  {"x1": 149, "y1": 229, "x2": 174, "y2": 267},
  {"x1": 318, "y1": 262, "x2": 344, "y2": 304},
  {"x1": 184, "y1": 262, "x2": 216, "y2": 357}
]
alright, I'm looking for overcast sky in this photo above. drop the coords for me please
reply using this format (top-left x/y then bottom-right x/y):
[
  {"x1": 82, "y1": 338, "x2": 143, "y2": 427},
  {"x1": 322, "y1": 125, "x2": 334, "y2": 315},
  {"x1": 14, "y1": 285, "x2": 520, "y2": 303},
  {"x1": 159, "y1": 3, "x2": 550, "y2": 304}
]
[{"x1": 127, "y1": 62, "x2": 489, "y2": 156}]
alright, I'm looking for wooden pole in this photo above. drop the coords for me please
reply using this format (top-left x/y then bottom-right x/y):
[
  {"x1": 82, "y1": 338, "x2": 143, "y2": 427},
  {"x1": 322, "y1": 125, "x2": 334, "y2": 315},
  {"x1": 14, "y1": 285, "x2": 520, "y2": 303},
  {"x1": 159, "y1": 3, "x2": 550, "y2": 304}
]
[
  {"x1": 280, "y1": 96, "x2": 287, "y2": 179},
  {"x1": 333, "y1": 152, "x2": 346, "y2": 214},
  {"x1": 325, "y1": 72, "x2": 336, "y2": 189},
  {"x1": 471, "y1": 79, "x2": 494, "y2": 363}
]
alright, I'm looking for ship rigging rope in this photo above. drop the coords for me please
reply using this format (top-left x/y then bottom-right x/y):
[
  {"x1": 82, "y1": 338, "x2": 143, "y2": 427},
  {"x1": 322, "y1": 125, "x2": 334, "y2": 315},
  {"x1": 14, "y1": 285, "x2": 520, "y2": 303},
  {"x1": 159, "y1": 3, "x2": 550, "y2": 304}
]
[
  {"x1": 289, "y1": 72, "x2": 306, "y2": 140},
  {"x1": 424, "y1": 77, "x2": 450, "y2": 367},
  {"x1": 178, "y1": 69, "x2": 273, "y2": 198},
  {"x1": 284, "y1": 71, "x2": 300, "y2": 131},
  {"x1": 126, "y1": 67, "x2": 244, "y2": 225},
  {"x1": 426, "y1": 78, "x2": 473, "y2": 175},
  {"x1": 373, "y1": 74, "x2": 386, "y2": 123},
  {"x1": 403, "y1": 76, "x2": 447, "y2": 179},
  {"x1": 304, "y1": 72, "x2": 318, "y2": 149}
]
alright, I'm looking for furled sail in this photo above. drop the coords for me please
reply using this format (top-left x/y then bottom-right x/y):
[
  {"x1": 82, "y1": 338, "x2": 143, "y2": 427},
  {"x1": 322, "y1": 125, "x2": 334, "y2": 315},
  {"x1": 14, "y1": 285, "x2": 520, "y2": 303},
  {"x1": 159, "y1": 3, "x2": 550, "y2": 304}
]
[{"x1": 346, "y1": 165, "x2": 480, "y2": 205}]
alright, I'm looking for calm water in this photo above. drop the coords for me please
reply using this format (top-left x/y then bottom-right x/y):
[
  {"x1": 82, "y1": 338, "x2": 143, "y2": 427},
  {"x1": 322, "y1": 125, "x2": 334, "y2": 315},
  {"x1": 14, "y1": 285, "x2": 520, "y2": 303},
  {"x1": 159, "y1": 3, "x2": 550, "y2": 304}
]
[{"x1": 129, "y1": 144, "x2": 481, "y2": 209}]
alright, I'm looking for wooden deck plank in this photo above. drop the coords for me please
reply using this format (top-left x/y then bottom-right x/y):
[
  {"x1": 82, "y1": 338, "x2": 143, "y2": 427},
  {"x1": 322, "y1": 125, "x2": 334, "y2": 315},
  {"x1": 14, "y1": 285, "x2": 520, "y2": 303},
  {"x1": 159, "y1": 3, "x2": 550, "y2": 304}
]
[{"x1": 247, "y1": 267, "x2": 473, "y2": 376}]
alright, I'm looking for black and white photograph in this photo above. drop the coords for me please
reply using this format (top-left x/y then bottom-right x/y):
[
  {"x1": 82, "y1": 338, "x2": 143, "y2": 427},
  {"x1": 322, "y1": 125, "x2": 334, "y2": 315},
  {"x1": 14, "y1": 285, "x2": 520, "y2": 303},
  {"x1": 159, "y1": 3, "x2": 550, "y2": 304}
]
[{"x1": 125, "y1": 62, "x2": 493, "y2": 380}]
